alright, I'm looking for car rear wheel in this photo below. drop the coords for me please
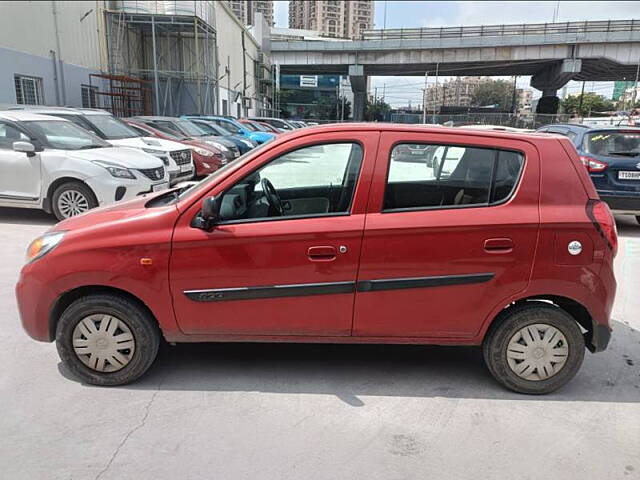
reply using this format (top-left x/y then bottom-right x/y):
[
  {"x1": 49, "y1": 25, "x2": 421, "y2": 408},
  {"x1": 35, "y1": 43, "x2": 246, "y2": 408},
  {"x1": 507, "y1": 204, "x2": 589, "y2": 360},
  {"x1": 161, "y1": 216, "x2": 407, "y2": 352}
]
[
  {"x1": 51, "y1": 181, "x2": 97, "y2": 221},
  {"x1": 483, "y1": 303, "x2": 585, "y2": 394},
  {"x1": 56, "y1": 294, "x2": 160, "y2": 386}
]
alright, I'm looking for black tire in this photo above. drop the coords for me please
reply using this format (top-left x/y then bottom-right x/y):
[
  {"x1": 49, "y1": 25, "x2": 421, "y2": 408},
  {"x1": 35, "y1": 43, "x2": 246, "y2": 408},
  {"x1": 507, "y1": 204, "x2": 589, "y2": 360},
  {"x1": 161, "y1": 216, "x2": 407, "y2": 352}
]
[
  {"x1": 55, "y1": 294, "x2": 160, "y2": 386},
  {"x1": 483, "y1": 303, "x2": 585, "y2": 394},
  {"x1": 51, "y1": 181, "x2": 98, "y2": 221}
]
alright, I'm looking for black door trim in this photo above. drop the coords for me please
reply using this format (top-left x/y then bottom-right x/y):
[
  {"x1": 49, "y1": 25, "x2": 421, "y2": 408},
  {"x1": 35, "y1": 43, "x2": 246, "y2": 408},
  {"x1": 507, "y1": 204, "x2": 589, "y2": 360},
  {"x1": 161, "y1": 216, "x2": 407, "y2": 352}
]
[
  {"x1": 184, "y1": 273, "x2": 494, "y2": 303},
  {"x1": 356, "y1": 273, "x2": 495, "y2": 292},
  {"x1": 184, "y1": 281, "x2": 356, "y2": 302}
]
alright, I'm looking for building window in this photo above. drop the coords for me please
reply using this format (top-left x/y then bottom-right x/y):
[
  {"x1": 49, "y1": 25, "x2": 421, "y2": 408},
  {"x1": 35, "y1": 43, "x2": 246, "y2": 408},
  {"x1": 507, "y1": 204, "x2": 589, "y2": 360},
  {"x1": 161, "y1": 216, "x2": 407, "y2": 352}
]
[
  {"x1": 222, "y1": 99, "x2": 229, "y2": 116},
  {"x1": 14, "y1": 75, "x2": 43, "y2": 105},
  {"x1": 81, "y1": 84, "x2": 99, "y2": 108}
]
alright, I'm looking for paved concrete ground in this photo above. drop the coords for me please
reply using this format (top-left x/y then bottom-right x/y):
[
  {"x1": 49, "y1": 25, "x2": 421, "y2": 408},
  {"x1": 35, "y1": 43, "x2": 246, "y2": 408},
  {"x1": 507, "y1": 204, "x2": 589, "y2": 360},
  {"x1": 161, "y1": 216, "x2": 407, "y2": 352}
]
[{"x1": 0, "y1": 207, "x2": 638, "y2": 480}]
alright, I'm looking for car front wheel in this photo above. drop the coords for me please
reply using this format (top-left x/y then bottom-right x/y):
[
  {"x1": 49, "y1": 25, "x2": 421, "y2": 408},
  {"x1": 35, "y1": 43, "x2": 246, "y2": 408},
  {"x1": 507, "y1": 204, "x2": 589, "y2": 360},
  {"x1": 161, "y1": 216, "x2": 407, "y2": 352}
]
[
  {"x1": 51, "y1": 181, "x2": 97, "y2": 221},
  {"x1": 56, "y1": 294, "x2": 160, "y2": 386},
  {"x1": 483, "y1": 303, "x2": 585, "y2": 394}
]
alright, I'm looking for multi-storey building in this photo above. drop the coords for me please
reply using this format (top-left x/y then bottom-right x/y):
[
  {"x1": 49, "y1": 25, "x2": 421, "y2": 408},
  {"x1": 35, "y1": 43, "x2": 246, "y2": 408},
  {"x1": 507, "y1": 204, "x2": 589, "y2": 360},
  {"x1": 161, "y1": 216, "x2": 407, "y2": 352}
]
[
  {"x1": 516, "y1": 88, "x2": 533, "y2": 114},
  {"x1": 425, "y1": 77, "x2": 485, "y2": 110},
  {"x1": 288, "y1": 0, "x2": 374, "y2": 40},
  {"x1": 226, "y1": 0, "x2": 274, "y2": 27}
]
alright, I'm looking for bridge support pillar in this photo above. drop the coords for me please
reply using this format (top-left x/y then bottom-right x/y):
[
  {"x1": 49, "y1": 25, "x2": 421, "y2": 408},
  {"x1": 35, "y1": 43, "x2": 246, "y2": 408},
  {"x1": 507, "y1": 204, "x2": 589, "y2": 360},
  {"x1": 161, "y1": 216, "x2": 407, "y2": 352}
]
[
  {"x1": 531, "y1": 59, "x2": 582, "y2": 114},
  {"x1": 349, "y1": 65, "x2": 367, "y2": 121}
]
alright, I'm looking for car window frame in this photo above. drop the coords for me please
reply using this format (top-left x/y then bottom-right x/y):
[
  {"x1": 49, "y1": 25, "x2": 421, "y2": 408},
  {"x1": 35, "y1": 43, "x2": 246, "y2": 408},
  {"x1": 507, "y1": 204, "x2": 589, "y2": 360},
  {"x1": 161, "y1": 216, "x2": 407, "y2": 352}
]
[
  {"x1": 207, "y1": 140, "x2": 365, "y2": 226},
  {"x1": 0, "y1": 120, "x2": 32, "y2": 149},
  {"x1": 382, "y1": 140, "x2": 525, "y2": 214}
]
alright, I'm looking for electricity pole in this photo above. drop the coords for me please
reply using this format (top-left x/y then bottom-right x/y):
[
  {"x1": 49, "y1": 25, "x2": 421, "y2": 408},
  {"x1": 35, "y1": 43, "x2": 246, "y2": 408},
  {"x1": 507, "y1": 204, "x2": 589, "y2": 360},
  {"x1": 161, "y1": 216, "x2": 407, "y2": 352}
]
[{"x1": 432, "y1": 62, "x2": 439, "y2": 124}]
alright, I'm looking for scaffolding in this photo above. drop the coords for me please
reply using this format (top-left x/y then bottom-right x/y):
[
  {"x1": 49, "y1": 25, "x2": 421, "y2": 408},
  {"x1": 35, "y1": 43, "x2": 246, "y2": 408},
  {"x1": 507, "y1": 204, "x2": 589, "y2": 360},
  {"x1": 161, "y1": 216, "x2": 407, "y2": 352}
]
[
  {"x1": 89, "y1": 73, "x2": 153, "y2": 117},
  {"x1": 103, "y1": 7, "x2": 219, "y2": 117}
]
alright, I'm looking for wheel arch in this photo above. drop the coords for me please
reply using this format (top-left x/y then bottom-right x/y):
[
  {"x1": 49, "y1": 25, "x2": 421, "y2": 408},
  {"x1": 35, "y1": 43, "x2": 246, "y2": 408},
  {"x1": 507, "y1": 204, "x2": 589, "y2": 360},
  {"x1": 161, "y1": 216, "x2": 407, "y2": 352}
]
[
  {"x1": 43, "y1": 177, "x2": 97, "y2": 213},
  {"x1": 49, "y1": 285, "x2": 158, "y2": 342},
  {"x1": 485, "y1": 294, "x2": 598, "y2": 352}
]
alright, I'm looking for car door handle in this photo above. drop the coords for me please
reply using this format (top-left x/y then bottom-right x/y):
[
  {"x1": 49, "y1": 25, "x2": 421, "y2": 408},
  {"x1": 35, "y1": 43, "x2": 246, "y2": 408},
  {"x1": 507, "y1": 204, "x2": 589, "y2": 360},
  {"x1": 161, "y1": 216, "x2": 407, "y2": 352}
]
[
  {"x1": 307, "y1": 246, "x2": 337, "y2": 262},
  {"x1": 484, "y1": 238, "x2": 514, "y2": 253}
]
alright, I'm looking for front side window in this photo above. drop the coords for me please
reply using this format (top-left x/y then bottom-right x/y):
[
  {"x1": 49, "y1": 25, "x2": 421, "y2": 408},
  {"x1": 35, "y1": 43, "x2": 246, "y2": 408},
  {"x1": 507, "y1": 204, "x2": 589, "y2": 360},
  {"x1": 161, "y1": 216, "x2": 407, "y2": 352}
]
[
  {"x1": 0, "y1": 122, "x2": 29, "y2": 149},
  {"x1": 385, "y1": 143, "x2": 524, "y2": 211},
  {"x1": 216, "y1": 142, "x2": 363, "y2": 222},
  {"x1": 15, "y1": 75, "x2": 43, "y2": 105}
]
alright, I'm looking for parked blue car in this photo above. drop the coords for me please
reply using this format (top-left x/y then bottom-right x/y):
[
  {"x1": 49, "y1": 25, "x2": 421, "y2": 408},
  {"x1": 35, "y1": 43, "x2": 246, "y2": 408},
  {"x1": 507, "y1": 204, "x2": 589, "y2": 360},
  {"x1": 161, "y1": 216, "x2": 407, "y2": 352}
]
[
  {"x1": 537, "y1": 124, "x2": 640, "y2": 222},
  {"x1": 182, "y1": 115, "x2": 274, "y2": 144},
  {"x1": 186, "y1": 118, "x2": 257, "y2": 155}
]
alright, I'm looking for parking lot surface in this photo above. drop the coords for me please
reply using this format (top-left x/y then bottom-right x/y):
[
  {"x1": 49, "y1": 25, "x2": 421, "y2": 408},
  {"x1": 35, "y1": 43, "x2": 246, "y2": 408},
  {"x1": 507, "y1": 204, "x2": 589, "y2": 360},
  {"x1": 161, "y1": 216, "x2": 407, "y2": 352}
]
[{"x1": 1, "y1": 207, "x2": 639, "y2": 480}]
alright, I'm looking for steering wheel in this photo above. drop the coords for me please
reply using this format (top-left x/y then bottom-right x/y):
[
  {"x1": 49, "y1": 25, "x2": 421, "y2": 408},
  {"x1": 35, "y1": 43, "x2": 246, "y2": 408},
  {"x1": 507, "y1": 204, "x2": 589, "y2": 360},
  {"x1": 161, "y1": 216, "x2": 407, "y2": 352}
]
[{"x1": 261, "y1": 178, "x2": 284, "y2": 216}]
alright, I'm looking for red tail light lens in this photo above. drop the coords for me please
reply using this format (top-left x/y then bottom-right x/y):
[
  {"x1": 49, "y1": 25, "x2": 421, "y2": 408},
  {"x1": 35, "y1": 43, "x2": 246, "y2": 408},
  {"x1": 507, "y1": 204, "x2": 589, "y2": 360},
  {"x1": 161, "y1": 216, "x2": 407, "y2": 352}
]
[
  {"x1": 587, "y1": 200, "x2": 618, "y2": 256},
  {"x1": 580, "y1": 156, "x2": 608, "y2": 173}
]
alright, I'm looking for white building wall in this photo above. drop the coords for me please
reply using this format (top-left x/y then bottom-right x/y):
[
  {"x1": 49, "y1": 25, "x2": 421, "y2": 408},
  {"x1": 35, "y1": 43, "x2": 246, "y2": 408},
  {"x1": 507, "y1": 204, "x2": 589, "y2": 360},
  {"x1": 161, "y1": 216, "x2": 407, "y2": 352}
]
[{"x1": 214, "y1": 1, "x2": 263, "y2": 117}]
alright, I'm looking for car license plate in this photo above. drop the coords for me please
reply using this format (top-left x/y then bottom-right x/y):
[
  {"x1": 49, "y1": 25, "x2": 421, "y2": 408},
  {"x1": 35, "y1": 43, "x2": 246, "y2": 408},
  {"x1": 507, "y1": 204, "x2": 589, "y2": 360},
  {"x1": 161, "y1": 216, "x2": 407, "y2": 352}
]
[
  {"x1": 618, "y1": 171, "x2": 640, "y2": 180},
  {"x1": 152, "y1": 182, "x2": 169, "y2": 192},
  {"x1": 179, "y1": 164, "x2": 192, "y2": 173},
  {"x1": 410, "y1": 151, "x2": 423, "y2": 155}
]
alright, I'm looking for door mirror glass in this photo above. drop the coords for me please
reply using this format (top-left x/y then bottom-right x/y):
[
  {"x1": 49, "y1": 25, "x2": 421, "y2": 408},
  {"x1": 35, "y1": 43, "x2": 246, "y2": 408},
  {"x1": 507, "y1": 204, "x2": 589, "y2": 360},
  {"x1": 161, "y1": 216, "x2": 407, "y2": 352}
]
[
  {"x1": 193, "y1": 196, "x2": 221, "y2": 230},
  {"x1": 12, "y1": 140, "x2": 36, "y2": 155}
]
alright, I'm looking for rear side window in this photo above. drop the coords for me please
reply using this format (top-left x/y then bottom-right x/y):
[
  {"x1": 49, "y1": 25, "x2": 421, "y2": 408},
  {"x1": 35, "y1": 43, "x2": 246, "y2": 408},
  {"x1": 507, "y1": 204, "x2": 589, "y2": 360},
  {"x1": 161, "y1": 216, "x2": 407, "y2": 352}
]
[{"x1": 385, "y1": 143, "x2": 524, "y2": 211}]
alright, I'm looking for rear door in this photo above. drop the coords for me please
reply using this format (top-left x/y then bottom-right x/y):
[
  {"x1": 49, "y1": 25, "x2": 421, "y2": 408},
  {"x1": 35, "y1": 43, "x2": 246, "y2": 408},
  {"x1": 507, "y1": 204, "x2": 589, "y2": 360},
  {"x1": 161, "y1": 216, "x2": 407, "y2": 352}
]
[{"x1": 353, "y1": 131, "x2": 540, "y2": 339}]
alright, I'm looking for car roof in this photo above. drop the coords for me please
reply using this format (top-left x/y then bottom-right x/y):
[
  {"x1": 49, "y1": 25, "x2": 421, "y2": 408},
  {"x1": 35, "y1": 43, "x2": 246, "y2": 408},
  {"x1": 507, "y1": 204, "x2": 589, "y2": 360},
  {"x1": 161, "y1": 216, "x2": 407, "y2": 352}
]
[
  {"x1": 7, "y1": 105, "x2": 85, "y2": 115},
  {"x1": 0, "y1": 110, "x2": 70, "y2": 122},
  {"x1": 134, "y1": 116, "x2": 182, "y2": 122}
]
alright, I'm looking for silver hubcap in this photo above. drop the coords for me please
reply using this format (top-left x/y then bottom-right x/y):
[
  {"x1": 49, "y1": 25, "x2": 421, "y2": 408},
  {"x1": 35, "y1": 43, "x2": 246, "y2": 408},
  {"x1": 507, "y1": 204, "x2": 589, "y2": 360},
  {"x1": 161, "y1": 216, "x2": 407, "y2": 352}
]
[
  {"x1": 72, "y1": 315, "x2": 136, "y2": 372},
  {"x1": 506, "y1": 324, "x2": 569, "y2": 381},
  {"x1": 57, "y1": 190, "x2": 89, "y2": 218}
]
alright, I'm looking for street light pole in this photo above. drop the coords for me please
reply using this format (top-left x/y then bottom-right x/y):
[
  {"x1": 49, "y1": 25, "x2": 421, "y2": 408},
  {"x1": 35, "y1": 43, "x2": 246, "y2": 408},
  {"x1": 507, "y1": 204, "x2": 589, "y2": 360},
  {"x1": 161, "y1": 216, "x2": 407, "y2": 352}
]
[
  {"x1": 422, "y1": 71, "x2": 428, "y2": 124},
  {"x1": 432, "y1": 62, "x2": 439, "y2": 124}
]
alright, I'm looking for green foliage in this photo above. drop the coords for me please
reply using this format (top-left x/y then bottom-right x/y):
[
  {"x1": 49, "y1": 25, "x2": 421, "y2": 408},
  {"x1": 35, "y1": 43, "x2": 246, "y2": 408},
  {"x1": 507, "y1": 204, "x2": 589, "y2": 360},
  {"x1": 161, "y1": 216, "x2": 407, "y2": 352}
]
[
  {"x1": 560, "y1": 92, "x2": 615, "y2": 116},
  {"x1": 365, "y1": 98, "x2": 391, "y2": 121},
  {"x1": 470, "y1": 80, "x2": 515, "y2": 110}
]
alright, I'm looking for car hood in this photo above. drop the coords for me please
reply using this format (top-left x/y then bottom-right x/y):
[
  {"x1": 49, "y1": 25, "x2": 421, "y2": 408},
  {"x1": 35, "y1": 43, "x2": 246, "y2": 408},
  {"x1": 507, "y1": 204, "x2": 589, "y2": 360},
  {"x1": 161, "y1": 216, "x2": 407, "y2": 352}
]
[
  {"x1": 65, "y1": 146, "x2": 164, "y2": 169},
  {"x1": 54, "y1": 189, "x2": 174, "y2": 231},
  {"x1": 109, "y1": 136, "x2": 187, "y2": 152}
]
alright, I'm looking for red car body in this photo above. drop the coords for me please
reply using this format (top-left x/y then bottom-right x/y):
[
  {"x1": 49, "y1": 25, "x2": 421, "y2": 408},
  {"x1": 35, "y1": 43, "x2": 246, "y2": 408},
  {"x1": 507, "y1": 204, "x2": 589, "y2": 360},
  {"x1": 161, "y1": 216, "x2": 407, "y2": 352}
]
[
  {"x1": 124, "y1": 119, "x2": 224, "y2": 177},
  {"x1": 239, "y1": 119, "x2": 281, "y2": 135},
  {"x1": 17, "y1": 124, "x2": 615, "y2": 353}
]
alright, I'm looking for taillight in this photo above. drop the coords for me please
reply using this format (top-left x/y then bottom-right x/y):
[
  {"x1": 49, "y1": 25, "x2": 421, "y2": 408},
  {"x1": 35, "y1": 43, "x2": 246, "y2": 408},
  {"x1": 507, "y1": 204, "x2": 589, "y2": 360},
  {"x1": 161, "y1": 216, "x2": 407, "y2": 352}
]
[
  {"x1": 580, "y1": 156, "x2": 608, "y2": 173},
  {"x1": 587, "y1": 199, "x2": 618, "y2": 256}
]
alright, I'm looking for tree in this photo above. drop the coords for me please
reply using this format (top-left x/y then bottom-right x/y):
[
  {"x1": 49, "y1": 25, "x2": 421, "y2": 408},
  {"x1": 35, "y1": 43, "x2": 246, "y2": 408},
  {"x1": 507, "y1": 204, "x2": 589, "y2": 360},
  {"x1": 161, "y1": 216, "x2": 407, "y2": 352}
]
[
  {"x1": 471, "y1": 80, "x2": 515, "y2": 110},
  {"x1": 560, "y1": 92, "x2": 614, "y2": 116},
  {"x1": 364, "y1": 98, "x2": 391, "y2": 121}
]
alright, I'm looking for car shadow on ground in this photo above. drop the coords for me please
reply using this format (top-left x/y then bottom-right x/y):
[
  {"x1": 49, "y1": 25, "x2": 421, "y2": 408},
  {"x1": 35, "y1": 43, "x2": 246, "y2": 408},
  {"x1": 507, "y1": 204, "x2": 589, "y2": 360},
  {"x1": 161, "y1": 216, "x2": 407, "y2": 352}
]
[
  {"x1": 0, "y1": 207, "x2": 57, "y2": 226},
  {"x1": 59, "y1": 320, "x2": 640, "y2": 404},
  {"x1": 616, "y1": 215, "x2": 640, "y2": 238}
]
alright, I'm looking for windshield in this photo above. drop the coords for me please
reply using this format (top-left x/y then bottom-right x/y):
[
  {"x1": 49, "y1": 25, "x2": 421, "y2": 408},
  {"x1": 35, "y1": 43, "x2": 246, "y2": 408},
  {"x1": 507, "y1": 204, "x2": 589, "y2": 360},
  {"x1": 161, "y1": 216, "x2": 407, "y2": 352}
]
[
  {"x1": 85, "y1": 114, "x2": 140, "y2": 139},
  {"x1": 584, "y1": 131, "x2": 640, "y2": 156},
  {"x1": 216, "y1": 120, "x2": 243, "y2": 135},
  {"x1": 241, "y1": 122, "x2": 257, "y2": 131},
  {"x1": 175, "y1": 120, "x2": 209, "y2": 137},
  {"x1": 249, "y1": 121, "x2": 268, "y2": 132},
  {"x1": 25, "y1": 120, "x2": 109, "y2": 150}
]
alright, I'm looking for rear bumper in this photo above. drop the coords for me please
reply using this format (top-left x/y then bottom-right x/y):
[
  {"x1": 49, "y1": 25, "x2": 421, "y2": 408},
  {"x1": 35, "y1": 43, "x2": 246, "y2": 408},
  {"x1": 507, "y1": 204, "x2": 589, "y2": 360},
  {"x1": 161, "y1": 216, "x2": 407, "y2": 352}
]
[{"x1": 599, "y1": 193, "x2": 640, "y2": 214}]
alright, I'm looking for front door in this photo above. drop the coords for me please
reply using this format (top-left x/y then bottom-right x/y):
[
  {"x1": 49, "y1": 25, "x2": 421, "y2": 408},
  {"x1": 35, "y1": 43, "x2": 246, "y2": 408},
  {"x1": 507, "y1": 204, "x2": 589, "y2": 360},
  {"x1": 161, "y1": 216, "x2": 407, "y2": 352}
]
[
  {"x1": 170, "y1": 131, "x2": 379, "y2": 336},
  {"x1": 353, "y1": 131, "x2": 540, "y2": 339},
  {"x1": 0, "y1": 121, "x2": 41, "y2": 204}
]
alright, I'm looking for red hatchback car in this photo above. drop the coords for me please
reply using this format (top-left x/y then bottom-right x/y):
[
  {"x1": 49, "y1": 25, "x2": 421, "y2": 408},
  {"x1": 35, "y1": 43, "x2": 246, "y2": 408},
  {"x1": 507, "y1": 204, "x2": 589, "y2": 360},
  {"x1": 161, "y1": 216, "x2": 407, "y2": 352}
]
[
  {"x1": 16, "y1": 124, "x2": 617, "y2": 394},
  {"x1": 124, "y1": 119, "x2": 225, "y2": 178}
]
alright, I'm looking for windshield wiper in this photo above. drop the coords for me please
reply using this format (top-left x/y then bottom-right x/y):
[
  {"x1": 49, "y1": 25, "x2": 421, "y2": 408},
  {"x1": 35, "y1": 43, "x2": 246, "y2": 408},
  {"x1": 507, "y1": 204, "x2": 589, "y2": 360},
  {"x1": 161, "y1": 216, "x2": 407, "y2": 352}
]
[
  {"x1": 607, "y1": 151, "x2": 640, "y2": 157},
  {"x1": 78, "y1": 145, "x2": 104, "y2": 150}
]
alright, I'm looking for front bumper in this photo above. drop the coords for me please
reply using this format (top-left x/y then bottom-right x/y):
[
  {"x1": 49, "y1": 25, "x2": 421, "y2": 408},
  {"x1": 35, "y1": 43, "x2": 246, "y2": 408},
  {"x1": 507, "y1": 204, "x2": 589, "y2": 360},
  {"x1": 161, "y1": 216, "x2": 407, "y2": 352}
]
[{"x1": 86, "y1": 175, "x2": 169, "y2": 206}]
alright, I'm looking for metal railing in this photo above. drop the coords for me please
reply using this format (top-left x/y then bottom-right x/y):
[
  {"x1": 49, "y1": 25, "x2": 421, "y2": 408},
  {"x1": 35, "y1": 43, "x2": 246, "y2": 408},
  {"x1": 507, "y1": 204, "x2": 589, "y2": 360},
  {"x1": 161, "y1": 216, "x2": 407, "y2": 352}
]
[{"x1": 362, "y1": 19, "x2": 640, "y2": 41}]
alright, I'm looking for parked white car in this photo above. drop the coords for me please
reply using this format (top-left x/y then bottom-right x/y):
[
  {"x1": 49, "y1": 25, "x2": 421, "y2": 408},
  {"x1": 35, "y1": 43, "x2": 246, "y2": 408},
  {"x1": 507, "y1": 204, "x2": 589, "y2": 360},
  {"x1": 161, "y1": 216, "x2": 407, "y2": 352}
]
[
  {"x1": 0, "y1": 111, "x2": 169, "y2": 220},
  {"x1": 10, "y1": 107, "x2": 194, "y2": 185}
]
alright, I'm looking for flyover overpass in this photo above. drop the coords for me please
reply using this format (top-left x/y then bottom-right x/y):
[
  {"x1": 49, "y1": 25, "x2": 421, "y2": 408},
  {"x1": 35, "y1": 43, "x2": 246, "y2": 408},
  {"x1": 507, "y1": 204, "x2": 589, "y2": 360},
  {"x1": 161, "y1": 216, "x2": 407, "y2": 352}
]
[{"x1": 271, "y1": 20, "x2": 640, "y2": 119}]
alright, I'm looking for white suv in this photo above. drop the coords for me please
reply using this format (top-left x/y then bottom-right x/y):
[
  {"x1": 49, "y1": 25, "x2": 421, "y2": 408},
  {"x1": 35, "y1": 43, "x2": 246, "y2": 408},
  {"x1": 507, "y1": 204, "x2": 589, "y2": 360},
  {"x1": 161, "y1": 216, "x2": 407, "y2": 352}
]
[
  {"x1": 10, "y1": 107, "x2": 195, "y2": 185},
  {"x1": 0, "y1": 111, "x2": 169, "y2": 220}
]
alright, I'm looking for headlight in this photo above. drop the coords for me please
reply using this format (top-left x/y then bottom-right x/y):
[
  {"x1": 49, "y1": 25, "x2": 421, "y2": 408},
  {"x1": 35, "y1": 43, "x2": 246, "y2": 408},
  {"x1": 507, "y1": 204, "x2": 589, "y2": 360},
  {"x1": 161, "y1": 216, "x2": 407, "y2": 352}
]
[
  {"x1": 206, "y1": 141, "x2": 228, "y2": 152},
  {"x1": 193, "y1": 147, "x2": 214, "y2": 157},
  {"x1": 92, "y1": 160, "x2": 136, "y2": 179},
  {"x1": 26, "y1": 231, "x2": 65, "y2": 263}
]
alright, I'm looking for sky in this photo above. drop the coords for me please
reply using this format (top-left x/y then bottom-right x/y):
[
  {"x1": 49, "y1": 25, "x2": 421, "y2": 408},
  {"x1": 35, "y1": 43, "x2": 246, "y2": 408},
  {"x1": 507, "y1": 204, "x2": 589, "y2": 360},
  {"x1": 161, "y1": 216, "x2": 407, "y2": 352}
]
[{"x1": 272, "y1": 1, "x2": 639, "y2": 108}]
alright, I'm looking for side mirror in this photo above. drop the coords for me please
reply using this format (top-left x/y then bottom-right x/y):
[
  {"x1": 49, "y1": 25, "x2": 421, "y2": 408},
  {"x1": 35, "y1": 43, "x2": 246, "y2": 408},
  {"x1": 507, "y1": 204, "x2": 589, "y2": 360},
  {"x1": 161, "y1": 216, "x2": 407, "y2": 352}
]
[
  {"x1": 193, "y1": 196, "x2": 221, "y2": 230},
  {"x1": 13, "y1": 141, "x2": 36, "y2": 157}
]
